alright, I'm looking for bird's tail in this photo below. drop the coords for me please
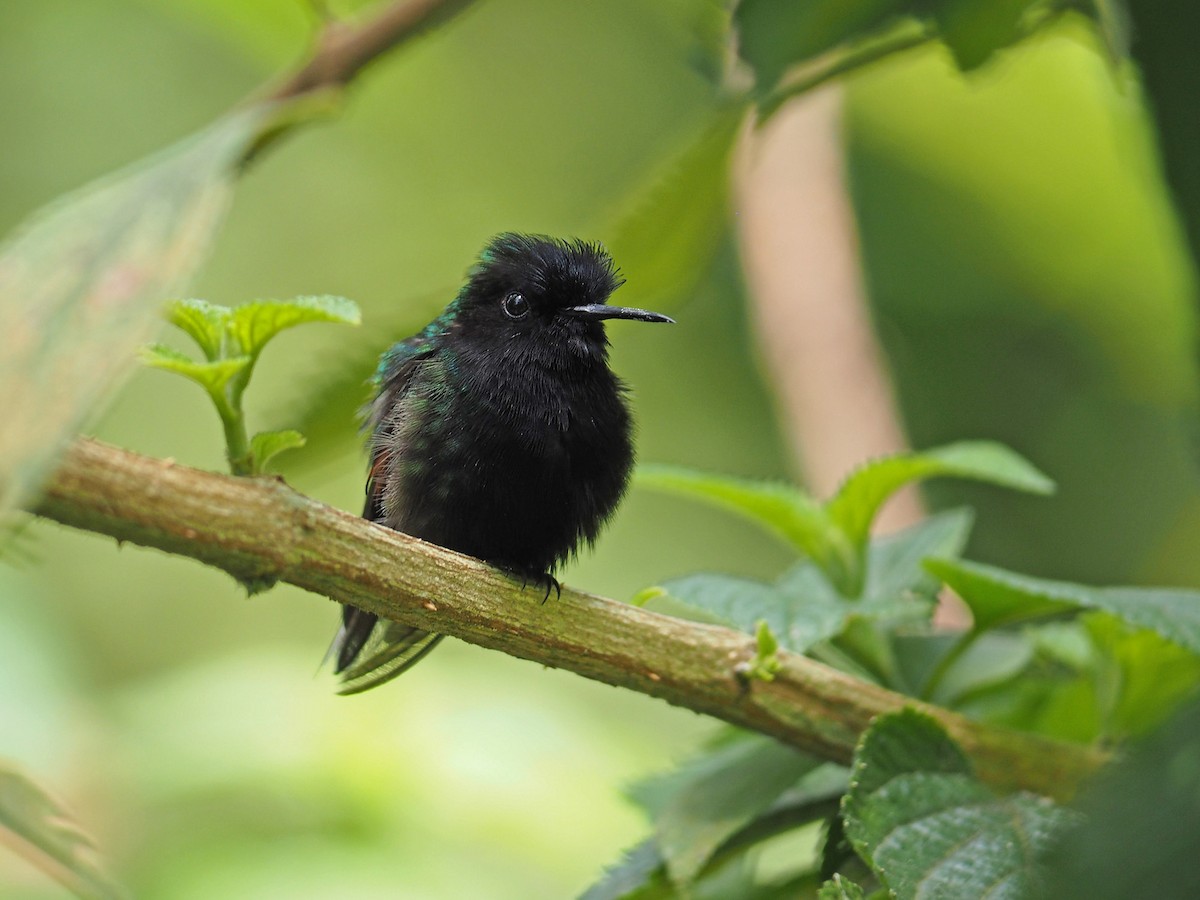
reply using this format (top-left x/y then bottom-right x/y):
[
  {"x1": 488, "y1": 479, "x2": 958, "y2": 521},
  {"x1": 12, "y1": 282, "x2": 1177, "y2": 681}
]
[{"x1": 330, "y1": 606, "x2": 443, "y2": 694}]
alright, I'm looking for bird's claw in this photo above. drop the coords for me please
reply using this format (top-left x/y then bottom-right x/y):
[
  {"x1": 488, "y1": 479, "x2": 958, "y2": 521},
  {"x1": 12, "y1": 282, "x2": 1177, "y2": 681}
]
[{"x1": 519, "y1": 571, "x2": 561, "y2": 604}]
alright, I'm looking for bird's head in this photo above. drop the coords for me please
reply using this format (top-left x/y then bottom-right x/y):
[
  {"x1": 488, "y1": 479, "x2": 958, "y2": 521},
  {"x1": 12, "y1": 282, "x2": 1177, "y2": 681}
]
[{"x1": 453, "y1": 233, "x2": 672, "y2": 361}]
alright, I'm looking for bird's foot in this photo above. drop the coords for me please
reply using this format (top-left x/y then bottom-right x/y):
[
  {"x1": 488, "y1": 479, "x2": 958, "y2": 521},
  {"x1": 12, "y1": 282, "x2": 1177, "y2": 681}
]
[{"x1": 519, "y1": 571, "x2": 562, "y2": 604}]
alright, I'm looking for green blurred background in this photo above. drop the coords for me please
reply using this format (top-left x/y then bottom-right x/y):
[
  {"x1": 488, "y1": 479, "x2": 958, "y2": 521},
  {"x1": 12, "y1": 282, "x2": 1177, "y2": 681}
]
[{"x1": 1, "y1": 1, "x2": 1196, "y2": 897}]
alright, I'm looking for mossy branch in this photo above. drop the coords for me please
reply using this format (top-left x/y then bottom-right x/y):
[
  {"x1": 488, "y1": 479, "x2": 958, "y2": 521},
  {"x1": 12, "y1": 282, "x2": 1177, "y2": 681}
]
[{"x1": 33, "y1": 439, "x2": 1109, "y2": 800}]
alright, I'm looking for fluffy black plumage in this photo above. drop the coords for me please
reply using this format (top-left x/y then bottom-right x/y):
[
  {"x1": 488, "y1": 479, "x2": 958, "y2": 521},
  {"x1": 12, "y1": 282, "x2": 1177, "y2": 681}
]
[{"x1": 332, "y1": 233, "x2": 673, "y2": 692}]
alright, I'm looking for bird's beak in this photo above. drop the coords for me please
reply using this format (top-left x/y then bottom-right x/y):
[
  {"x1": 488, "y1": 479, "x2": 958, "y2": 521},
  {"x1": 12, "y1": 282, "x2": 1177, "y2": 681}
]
[{"x1": 564, "y1": 303, "x2": 674, "y2": 324}]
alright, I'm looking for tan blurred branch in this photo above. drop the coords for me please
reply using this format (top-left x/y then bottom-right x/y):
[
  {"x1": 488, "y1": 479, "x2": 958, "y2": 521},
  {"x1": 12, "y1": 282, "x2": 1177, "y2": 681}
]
[
  {"x1": 33, "y1": 438, "x2": 1105, "y2": 799},
  {"x1": 733, "y1": 87, "x2": 969, "y2": 628}
]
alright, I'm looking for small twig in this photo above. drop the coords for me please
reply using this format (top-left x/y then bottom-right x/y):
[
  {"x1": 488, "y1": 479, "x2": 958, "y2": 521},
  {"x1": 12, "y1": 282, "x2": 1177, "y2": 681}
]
[
  {"x1": 237, "y1": 0, "x2": 478, "y2": 164},
  {"x1": 33, "y1": 439, "x2": 1109, "y2": 800},
  {"x1": 269, "y1": 0, "x2": 477, "y2": 101}
]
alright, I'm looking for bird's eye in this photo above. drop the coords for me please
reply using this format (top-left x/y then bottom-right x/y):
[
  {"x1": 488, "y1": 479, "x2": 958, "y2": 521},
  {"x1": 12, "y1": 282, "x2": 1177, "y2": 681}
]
[{"x1": 502, "y1": 292, "x2": 530, "y2": 320}]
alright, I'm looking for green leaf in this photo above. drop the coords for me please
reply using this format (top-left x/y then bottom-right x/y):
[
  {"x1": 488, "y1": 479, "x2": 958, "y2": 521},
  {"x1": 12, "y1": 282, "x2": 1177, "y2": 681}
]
[
  {"x1": 735, "y1": 0, "x2": 910, "y2": 93},
  {"x1": 632, "y1": 734, "x2": 821, "y2": 885},
  {"x1": 649, "y1": 573, "x2": 785, "y2": 632},
  {"x1": 0, "y1": 764, "x2": 129, "y2": 899},
  {"x1": 166, "y1": 298, "x2": 231, "y2": 361},
  {"x1": 228, "y1": 294, "x2": 361, "y2": 359},
  {"x1": 649, "y1": 512, "x2": 965, "y2": 654},
  {"x1": 843, "y1": 709, "x2": 1079, "y2": 899},
  {"x1": 903, "y1": 631, "x2": 1035, "y2": 706},
  {"x1": 930, "y1": 0, "x2": 1042, "y2": 70},
  {"x1": 929, "y1": 558, "x2": 1200, "y2": 654},
  {"x1": 953, "y1": 623, "x2": 1104, "y2": 744},
  {"x1": 860, "y1": 508, "x2": 973, "y2": 605},
  {"x1": 818, "y1": 874, "x2": 865, "y2": 900},
  {"x1": 1084, "y1": 613, "x2": 1200, "y2": 740},
  {"x1": 826, "y1": 441, "x2": 1054, "y2": 553},
  {"x1": 249, "y1": 429, "x2": 307, "y2": 472},
  {"x1": 676, "y1": 0, "x2": 734, "y2": 83},
  {"x1": 0, "y1": 104, "x2": 274, "y2": 519},
  {"x1": 140, "y1": 344, "x2": 250, "y2": 396},
  {"x1": 738, "y1": 620, "x2": 782, "y2": 682},
  {"x1": 636, "y1": 464, "x2": 852, "y2": 584},
  {"x1": 606, "y1": 106, "x2": 742, "y2": 312},
  {"x1": 642, "y1": 446, "x2": 1040, "y2": 597},
  {"x1": 578, "y1": 837, "x2": 669, "y2": 900}
]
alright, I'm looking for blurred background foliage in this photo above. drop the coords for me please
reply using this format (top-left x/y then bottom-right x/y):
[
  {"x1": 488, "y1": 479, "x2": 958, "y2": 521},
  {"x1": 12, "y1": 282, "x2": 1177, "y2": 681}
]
[{"x1": 0, "y1": 0, "x2": 1196, "y2": 897}]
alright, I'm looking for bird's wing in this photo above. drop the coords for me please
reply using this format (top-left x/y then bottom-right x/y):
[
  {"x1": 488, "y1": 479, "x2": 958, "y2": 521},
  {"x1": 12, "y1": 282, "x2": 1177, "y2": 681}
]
[
  {"x1": 361, "y1": 335, "x2": 434, "y2": 522},
  {"x1": 331, "y1": 336, "x2": 437, "y2": 680}
]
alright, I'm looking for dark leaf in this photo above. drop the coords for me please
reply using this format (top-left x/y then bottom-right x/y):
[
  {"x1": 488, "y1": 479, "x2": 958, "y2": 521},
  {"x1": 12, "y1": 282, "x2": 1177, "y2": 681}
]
[
  {"x1": 930, "y1": 0, "x2": 1042, "y2": 70},
  {"x1": 735, "y1": 0, "x2": 910, "y2": 93},
  {"x1": 843, "y1": 710, "x2": 1080, "y2": 899},
  {"x1": 1044, "y1": 694, "x2": 1200, "y2": 900}
]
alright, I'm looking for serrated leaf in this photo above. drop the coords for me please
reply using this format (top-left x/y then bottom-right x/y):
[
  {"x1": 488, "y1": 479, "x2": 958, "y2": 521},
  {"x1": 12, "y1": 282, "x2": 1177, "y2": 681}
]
[
  {"x1": 827, "y1": 442, "x2": 1053, "y2": 554},
  {"x1": 843, "y1": 710, "x2": 1079, "y2": 900},
  {"x1": 649, "y1": 512, "x2": 964, "y2": 654},
  {"x1": 849, "y1": 708, "x2": 971, "y2": 791},
  {"x1": 228, "y1": 294, "x2": 361, "y2": 358},
  {"x1": 928, "y1": 558, "x2": 1200, "y2": 654},
  {"x1": 0, "y1": 764, "x2": 129, "y2": 900},
  {"x1": 249, "y1": 429, "x2": 306, "y2": 471},
  {"x1": 577, "y1": 837, "x2": 668, "y2": 900},
  {"x1": 642, "y1": 447, "x2": 1035, "y2": 596},
  {"x1": 0, "y1": 103, "x2": 274, "y2": 519},
  {"x1": 818, "y1": 874, "x2": 865, "y2": 900},
  {"x1": 140, "y1": 344, "x2": 250, "y2": 395},
  {"x1": 166, "y1": 298, "x2": 231, "y2": 361},
  {"x1": 735, "y1": 0, "x2": 910, "y2": 94},
  {"x1": 636, "y1": 464, "x2": 851, "y2": 583}
]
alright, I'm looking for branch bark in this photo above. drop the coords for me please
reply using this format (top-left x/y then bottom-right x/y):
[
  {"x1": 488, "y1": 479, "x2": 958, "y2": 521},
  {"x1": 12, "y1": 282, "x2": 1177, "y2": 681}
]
[{"x1": 34, "y1": 439, "x2": 1108, "y2": 800}]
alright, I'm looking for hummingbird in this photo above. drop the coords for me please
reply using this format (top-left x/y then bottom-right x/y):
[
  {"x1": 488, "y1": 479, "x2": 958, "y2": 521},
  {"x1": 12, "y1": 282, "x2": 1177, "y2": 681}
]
[{"x1": 332, "y1": 233, "x2": 674, "y2": 693}]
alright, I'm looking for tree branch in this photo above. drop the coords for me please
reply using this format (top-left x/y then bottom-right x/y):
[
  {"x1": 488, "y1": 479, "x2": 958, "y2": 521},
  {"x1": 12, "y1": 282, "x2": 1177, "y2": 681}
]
[
  {"x1": 225, "y1": 0, "x2": 478, "y2": 165},
  {"x1": 267, "y1": 0, "x2": 477, "y2": 102},
  {"x1": 33, "y1": 439, "x2": 1108, "y2": 800}
]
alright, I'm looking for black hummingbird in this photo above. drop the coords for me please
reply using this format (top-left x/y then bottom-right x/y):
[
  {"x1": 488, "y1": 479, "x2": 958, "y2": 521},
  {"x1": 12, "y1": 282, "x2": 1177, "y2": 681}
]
[{"x1": 332, "y1": 233, "x2": 673, "y2": 693}]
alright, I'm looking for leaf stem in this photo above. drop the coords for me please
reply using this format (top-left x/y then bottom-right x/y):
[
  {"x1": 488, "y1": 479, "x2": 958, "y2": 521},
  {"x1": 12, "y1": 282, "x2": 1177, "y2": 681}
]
[
  {"x1": 209, "y1": 387, "x2": 254, "y2": 476},
  {"x1": 757, "y1": 23, "x2": 937, "y2": 123},
  {"x1": 920, "y1": 628, "x2": 982, "y2": 701}
]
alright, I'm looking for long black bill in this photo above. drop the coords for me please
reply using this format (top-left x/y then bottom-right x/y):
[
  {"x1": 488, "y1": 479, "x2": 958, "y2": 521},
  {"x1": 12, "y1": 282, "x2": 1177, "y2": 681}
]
[{"x1": 565, "y1": 303, "x2": 674, "y2": 324}]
